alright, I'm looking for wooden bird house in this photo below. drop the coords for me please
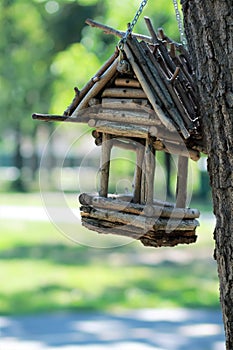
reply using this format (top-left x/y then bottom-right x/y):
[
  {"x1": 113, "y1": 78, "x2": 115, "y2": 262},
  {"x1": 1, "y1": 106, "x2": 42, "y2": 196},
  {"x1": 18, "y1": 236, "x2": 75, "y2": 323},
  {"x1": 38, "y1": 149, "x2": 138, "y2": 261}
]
[{"x1": 33, "y1": 17, "x2": 206, "y2": 248}]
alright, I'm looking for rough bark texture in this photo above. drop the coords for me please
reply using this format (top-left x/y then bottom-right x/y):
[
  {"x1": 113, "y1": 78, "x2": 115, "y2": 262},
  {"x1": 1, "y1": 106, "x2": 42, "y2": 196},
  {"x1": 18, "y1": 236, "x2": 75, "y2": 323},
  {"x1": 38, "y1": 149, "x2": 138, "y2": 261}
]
[{"x1": 182, "y1": 0, "x2": 233, "y2": 347}]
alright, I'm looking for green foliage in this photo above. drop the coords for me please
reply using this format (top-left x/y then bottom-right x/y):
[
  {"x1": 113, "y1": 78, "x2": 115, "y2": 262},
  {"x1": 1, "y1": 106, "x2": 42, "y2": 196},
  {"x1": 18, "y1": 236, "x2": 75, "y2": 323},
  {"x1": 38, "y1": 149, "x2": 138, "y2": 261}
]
[
  {"x1": 50, "y1": 42, "x2": 101, "y2": 113},
  {"x1": 0, "y1": 221, "x2": 219, "y2": 315},
  {"x1": 0, "y1": 0, "x2": 181, "y2": 133},
  {"x1": 0, "y1": 1, "x2": 54, "y2": 133}
]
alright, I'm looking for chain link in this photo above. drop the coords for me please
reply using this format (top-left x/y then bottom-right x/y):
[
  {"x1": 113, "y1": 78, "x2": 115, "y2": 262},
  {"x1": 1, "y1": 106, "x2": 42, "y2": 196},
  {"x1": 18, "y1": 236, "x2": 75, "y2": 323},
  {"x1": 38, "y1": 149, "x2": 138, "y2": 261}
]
[
  {"x1": 172, "y1": 0, "x2": 187, "y2": 47},
  {"x1": 119, "y1": 0, "x2": 187, "y2": 49},
  {"x1": 119, "y1": 0, "x2": 148, "y2": 49}
]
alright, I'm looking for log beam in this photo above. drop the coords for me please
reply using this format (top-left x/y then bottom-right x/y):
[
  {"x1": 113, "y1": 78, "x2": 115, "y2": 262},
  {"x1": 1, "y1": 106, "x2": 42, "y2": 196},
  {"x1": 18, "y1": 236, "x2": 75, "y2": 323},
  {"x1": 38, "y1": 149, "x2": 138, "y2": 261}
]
[
  {"x1": 176, "y1": 156, "x2": 189, "y2": 208},
  {"x1": 133, "y1": 145, "x2": 144, "y2": 203},
  {"x1": 99, "y1": 133, "x2": 112, "y2": 197},
  {"x1": 79, "y1": 193, "x2": 200, "y2": 219}
]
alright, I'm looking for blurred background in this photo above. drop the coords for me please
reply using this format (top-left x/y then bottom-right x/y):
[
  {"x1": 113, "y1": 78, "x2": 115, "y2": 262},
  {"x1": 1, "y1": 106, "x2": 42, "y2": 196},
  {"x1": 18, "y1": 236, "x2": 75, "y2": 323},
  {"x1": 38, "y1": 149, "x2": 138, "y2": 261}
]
[{"x1": 0, "y1": 0, "x2": 219, "y2": 335}]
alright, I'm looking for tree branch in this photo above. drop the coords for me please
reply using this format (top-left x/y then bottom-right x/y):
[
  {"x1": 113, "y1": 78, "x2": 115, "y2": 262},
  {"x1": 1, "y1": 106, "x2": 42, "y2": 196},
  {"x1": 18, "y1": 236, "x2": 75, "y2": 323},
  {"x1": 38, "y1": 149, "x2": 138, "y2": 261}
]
[{"x1": 85, "y1": 18, "x2": 153, "y2": 43}]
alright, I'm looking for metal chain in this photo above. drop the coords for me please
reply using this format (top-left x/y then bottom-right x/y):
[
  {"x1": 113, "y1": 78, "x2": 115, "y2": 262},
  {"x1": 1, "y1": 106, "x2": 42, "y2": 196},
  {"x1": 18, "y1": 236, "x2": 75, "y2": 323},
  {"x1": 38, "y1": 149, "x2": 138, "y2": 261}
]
[
  {"x1": 119, "y1": 0, "x2": 187, "y2": 48},
  {"x1": 172, "y1": 0, "x2": 187, "y2": 47},
  {"x1": 119, "y1": 0, "x2": 148, "y2": 49}
]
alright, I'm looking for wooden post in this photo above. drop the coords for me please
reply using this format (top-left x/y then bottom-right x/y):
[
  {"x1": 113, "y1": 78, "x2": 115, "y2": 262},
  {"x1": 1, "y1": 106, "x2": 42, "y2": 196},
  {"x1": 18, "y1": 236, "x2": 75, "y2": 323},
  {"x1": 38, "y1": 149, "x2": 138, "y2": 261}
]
[
  {"x1": 99, "y1": 133, "x2": 112, "y2": 197},
  {"x1": 141, "y1": 151, "x2": 146, "y2": 205},
  {"x1": 145, "y1": 138, "x2": 156, "y2": 205},
  {"x1": 176, "y1": 156, "x2": 188, "y2": 208},
  {"x1": 133, "y1": 145, "x2": 144, "y2": 203}
]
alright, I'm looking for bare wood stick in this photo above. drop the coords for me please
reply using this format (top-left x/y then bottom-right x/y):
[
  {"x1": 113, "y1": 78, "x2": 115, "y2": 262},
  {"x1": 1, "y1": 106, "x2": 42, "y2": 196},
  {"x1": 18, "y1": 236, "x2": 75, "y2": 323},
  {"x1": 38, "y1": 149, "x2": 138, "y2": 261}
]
[
  {"x1": 176, "y1": 156, "x2": 189, "y2": 208},
  {"x1": 157, "y1": 41, "x2": 196, "y2": 112},
  {"x1": 114, "y1": 78, "x2": 141, "y2": 88},
  {"x1": 140, "y1": 155, "x2": 146, "y2": 205},
  {"x1": 168, "y1": 66, "x2": 181, "y2": 83},
  {"x1": 81, "y1": 206, "x2": 199, "y2": 231},
  {"x1": 144, "y1": 17, "x2": 177, "y2": 74},
  {"x1": 173, "y1": 82, "x2": 197, "y2": 122},
  {"x1": 85, "y1": 18, "x2": 153, "y2": 43},
  {"x1": 133, "y1": 145, "x2": 144, "y2": 203},
  {"x1": 140, "y1": 233, "x2": 197, "y2": 247},
  {"x1": 83, "y1": 216, "x2": 196, "y2": 243},
  {"x1": 81, "y1": 206, "x2": 148, "y2": 229},
  {"x1": 145, "y1": 138, "x2": 155, "y2": 205},
  {"x1": 139, "y1": 42, "x2": 191, "y2": 138},
  {"x1": 144, "y1": 204, "x2": 200, "y2": 219},
  {"x1": 178, "y1": 55, "x2": 195, "y2": 83},
  {"x1": 32, "y1": 114, "x2": 69, "y2": 122},
  {"x1": 153, "y1": 140, "x2": 200, "y2": 161},
  {"x1": 88, "y1": 98, "x2": 100, "y2": 107},
  {"x1": 123, "y1": 43, "x2": 176, "y2": 132},
  {"x1": 71, "y1": 58, "x2": 119, "y2": 116},
  {"x1": 98, "y1": 107, "x2": 152, "y2": 119},
  {"x1": 144, "y1": 17, "x2": 194, "y2": 100},
  {"x1": 94, "y1": 135, "x2": 140, "y2": 150},
  {"x1": 110, "y1": 191, "x2": 178, "y2": 209},
  {"x1": 157, "y1": 27, "x2": 190, "y2": 58},
  {"x1": 101, "y1": 98, "x2": 151, "y2": 110},
  {"x1": 169, "y1": 45, "x2": 194, "y2": 87},
  {"x1": 94, "y1": 120, "x2": 150, "y2": 138},
  {"x1": 89, "y1": 110, "x2": 161, "y2": 126},
  {"x1": 149, "y1": 125, "x2": 183, "y2": 142},
  {"x1": 82, "y1": 217, "x2": 197, "y2": 247},
  {"x1": 79, "y1": 192, "x2": 176, "y2": 209},
  {"x1": 99, "y1": 133, "x2": 112, "y2": 197},
  {"x1": 32, "y1": 113, "x2": 87, "y2": 123},
  {"x1": 64, "y1": 49, "x2": 119, "y2": 116},
  {"x1": 102, "y1": 88, "x2": 147, "y2": 99},
  {"x1": 127, "y1": 37, "x2": 175, "y2": 116},
  {"x1": 128, "y1": 38, "x2": 172, "y2": 105},
  {"x1": 146, "y1": 55, "x2": 194, "y2": 129},
  {"x1": 82, "y1": 218, "x2": 145, "y2": 240},
  {"x1": 79, "y1": 193, "x2": 200, "y2": 219},
  {"x1": 88, "y1": 119, "x2": 97, "y2": 127},
  {"x1": 87, "y1": 197, "x2": 144, "y2": 215},
  {"x1": 137, "y1": 40, "x2": 190, "y2": 139}
]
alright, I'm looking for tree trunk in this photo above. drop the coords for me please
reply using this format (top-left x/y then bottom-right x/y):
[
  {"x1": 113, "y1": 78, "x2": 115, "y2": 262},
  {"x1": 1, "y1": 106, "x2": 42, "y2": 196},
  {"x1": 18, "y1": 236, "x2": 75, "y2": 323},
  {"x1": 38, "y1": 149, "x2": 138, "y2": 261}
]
[{"x1": 182, "y1": 0, "x2": 233, "y2": 347}]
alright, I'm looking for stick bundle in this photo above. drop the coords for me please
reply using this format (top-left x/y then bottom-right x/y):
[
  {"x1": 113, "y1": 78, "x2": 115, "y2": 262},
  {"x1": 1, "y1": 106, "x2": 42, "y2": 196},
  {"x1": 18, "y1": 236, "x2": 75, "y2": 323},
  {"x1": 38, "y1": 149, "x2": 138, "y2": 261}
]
[
  {"x1": 79, "y1": 193, "x2": 199, "y2": 247},
  {"x1": 32, "y1": 16, "x2": 206, "y2": 153}
]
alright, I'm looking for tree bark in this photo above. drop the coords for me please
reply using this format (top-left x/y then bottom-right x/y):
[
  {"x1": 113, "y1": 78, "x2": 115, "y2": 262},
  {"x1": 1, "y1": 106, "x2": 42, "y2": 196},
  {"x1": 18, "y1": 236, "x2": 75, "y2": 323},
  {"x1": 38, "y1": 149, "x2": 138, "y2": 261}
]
[{"x1": 182, "y1": 0, "x2": 233, "y2": 348}]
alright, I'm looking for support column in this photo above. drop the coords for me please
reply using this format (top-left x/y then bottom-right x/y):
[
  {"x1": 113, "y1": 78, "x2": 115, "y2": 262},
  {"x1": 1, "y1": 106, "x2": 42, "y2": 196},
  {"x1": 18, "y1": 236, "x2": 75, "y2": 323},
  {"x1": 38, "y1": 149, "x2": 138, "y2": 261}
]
[
  {"x1": 133, "y1": 144, "x2": 144, "y2": 203},
  {"x1": 176, "y1": 155, "x2": 188, "y2": 208},
  {"x1": 145, "y1": 138, "x2": 156, "y2": 205},
  {"x1": 99, "y1": 133, "x2": 112, "y2": 197}
]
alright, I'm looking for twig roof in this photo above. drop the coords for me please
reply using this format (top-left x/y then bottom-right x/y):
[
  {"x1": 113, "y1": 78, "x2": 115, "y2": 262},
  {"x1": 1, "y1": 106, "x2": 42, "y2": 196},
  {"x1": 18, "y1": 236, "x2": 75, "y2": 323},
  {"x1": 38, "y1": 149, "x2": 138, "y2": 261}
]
[{"x1": 33, "y1": 17, "x2": 206, "y2": 153}]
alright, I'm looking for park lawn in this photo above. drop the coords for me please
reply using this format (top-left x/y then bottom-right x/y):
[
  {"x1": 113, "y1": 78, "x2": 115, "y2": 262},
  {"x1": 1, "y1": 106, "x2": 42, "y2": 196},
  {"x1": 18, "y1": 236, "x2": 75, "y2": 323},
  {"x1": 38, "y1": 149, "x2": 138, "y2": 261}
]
[
  {"x1": 0, "y1": 194, "x2": 219, "y2": 315},
  {"x1": 0, "y1": 192, "x2": 78, "y2": 207}
]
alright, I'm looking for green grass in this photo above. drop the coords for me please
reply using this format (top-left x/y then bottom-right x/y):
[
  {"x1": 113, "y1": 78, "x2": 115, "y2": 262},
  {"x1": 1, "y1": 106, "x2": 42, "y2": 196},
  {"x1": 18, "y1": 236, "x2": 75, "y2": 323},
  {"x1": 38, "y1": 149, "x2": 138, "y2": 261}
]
[
  {"x1": 0, "y1": 192, "x2": 78, "y2": 207},
  {"x1": 0, "y1": 193, "x2": 220, "y2": 315}
]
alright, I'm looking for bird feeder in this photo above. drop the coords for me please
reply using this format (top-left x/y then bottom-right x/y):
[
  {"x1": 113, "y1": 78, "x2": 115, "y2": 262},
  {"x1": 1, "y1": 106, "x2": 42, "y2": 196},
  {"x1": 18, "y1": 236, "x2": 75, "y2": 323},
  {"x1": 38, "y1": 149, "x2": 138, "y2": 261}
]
[{"x1": 33, "y1": 17, "x2": 206, "y2": 247}]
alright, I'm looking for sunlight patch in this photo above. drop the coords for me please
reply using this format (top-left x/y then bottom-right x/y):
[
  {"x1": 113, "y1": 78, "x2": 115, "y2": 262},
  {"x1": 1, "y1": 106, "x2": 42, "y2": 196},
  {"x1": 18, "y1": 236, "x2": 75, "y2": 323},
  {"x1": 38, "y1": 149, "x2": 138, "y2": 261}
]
[{"x1": 179, "y1": 323, "x2": 222, "y2": 337}]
